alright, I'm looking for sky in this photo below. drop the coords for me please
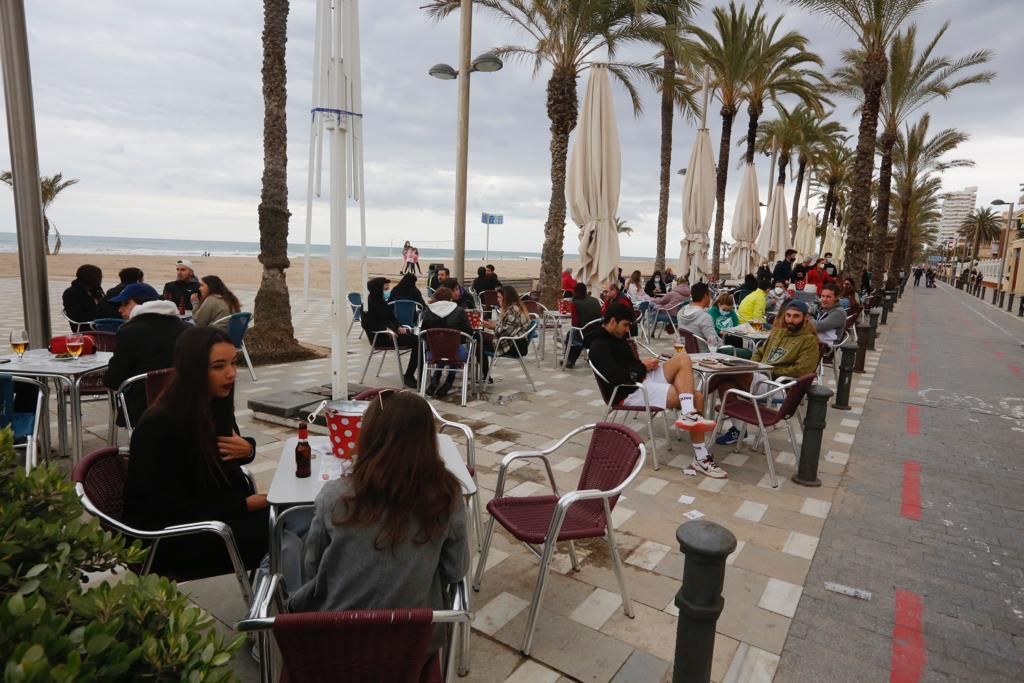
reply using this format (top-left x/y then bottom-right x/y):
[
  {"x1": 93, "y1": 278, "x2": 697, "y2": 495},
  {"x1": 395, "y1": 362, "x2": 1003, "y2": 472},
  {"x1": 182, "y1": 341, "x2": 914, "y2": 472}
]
[{"x1": 0, "y1": 0, "x2": 1020, "y2": 257}]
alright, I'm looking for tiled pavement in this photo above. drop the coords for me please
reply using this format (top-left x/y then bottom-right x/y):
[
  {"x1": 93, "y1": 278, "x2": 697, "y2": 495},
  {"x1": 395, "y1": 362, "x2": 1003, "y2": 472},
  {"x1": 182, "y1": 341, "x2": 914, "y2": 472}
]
[{"x1": 4, "y1": 277, "x2": 883, "y2": 682}]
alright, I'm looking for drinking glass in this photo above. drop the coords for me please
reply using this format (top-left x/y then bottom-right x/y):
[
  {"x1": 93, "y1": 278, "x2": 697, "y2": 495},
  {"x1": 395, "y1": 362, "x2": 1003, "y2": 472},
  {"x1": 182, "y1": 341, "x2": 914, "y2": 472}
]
[
  {"x1": 9, "y1": 329, "x2": 28, "y2": 361},
  {"x1": 751, "y1": 319, "x2": 764, "y2": 333},
  {"x1": 66, "y1": 334, "x2": 85, "y2": 362}
]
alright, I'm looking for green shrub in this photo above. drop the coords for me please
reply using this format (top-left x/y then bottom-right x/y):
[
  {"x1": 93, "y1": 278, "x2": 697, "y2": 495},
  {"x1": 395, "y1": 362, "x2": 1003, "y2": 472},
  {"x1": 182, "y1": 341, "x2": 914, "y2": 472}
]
[{"x1": 0, "y1": 429, "x2": 243, "y2": 681}]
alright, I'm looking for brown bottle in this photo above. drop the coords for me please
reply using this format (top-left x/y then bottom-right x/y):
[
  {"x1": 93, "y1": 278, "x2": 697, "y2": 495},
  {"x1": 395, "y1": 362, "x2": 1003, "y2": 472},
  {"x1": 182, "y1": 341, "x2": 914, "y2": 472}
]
[{"x1": 295, "y1": 421, "x2": 312, "y2": 478}]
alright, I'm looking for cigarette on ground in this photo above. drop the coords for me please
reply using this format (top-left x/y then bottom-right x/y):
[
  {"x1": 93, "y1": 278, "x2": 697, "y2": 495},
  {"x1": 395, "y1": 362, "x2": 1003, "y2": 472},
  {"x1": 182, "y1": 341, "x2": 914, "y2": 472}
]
[{"x1": 824, "y1": 581, "x2": 872, "y2": 601}]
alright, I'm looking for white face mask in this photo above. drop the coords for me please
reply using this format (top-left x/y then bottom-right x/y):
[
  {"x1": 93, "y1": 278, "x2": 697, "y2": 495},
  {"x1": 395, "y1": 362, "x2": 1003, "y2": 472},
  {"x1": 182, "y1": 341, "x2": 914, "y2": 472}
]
[{"x1": 774, "y1": 287, "x2": 785, "y2": 296}]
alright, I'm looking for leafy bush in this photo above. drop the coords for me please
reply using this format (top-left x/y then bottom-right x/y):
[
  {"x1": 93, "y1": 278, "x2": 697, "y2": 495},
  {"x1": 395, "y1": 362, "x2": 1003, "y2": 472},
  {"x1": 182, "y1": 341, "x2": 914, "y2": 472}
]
[{"x1": 0, "y1": 429, "x2": 243, "y2": 681}]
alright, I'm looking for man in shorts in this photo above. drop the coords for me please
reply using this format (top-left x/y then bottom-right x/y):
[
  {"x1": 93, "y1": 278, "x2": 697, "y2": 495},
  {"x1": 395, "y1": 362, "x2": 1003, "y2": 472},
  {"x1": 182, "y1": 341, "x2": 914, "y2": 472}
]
[{"x1": 588, "y1": 303, "x2": 726, "y2": 478}]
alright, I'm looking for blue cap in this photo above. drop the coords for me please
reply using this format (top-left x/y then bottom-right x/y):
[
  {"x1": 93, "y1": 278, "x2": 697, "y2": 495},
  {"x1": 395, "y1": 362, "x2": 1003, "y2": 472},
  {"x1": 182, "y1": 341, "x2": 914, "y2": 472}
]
[
  {"x1": 787, "y1": 299, "x2": 809, "y2": 314},
  {"x1": 110, "y1": 283, "x2": 160, "y2": 304}
]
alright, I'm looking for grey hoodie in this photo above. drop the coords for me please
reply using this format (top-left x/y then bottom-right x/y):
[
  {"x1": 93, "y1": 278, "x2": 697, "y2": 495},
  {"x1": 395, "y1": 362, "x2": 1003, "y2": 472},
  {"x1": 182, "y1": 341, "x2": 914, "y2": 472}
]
[{"x1": 677, "y1": 304, "x2": 721, "y2": 349}]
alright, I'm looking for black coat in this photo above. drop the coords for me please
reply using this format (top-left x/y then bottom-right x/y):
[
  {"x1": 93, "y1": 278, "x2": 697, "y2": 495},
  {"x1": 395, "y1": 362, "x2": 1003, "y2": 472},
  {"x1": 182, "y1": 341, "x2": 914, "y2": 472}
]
[
  {"x1": 772, "y1": 260, "x2": 792, "y2": 284},
  {"x1": 420, "y1": 304, "x2": 473, "y2": 336},
  {"x1": 587, "y1": 327, "x2": 646, "y2": 398},
  {"x1": 62, "y1": 279, "x2": 104, "y2": 329},
  {"x1": 163, "y1": 278, "x2": 201, "y2": 311},
  {"x1": 95, "y1": 283, "x2": 127, "y2": 320}
]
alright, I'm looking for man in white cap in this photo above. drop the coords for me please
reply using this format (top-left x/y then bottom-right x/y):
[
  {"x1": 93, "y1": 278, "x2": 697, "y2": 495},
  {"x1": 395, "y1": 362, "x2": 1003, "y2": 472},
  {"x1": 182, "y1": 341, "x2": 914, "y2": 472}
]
[{"x1": 163, "y1": 258, "x2": 201, "y2": 311}]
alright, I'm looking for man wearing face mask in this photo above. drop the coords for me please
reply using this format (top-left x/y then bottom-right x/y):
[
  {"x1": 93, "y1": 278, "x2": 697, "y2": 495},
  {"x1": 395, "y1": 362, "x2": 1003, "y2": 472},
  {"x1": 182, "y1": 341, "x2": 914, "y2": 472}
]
[
  {"x1": 822, "y1": 253, "x2": 839, "y2": 281},
  {"x1": 772, "y1": 249, "x2": 797, "y2": 285}
]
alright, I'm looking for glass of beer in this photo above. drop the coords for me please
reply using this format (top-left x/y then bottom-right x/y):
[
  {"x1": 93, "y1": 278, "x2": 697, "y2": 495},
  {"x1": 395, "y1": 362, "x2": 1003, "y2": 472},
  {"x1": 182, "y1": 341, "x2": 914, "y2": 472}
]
[
  {"x1": 751, "y1": 319, "x2": 764, "y2": 333},
  {"x1": 673, "y1": 341, "x2": 685, "y2": 354},
  {"x1": 9, "y1": 329, "x2": 28, "y2": 361},
  {"x1": 66, "y1": 334, "x2": 85, "y2": 361}
]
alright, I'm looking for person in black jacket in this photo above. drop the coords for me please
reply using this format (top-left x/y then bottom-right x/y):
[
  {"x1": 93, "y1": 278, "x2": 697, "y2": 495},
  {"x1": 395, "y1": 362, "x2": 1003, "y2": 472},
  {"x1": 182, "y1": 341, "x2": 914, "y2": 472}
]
[
  {"x1": 772, "y1": 249, "x2": 796, "y2": 285},
  {"x1": 103, "y1": 283, "x2": 189, "y2": 425},
  {"x1": 420, "y1": 287, "x2": 475, "y2": 398},
  {"x1": 389, "y1": 273, "x2": 425, "y2": 307},
  {"x1": 588, "y1": 303, "x2": 725, "y2": 478},
  {"x1": 362, "y1": 277, "x2": 419, "y2": 388},
  {"x1": 644, "y1": 271, "x2": 667, "y2": 298},
  {"x1": 62, "y1": 264, "x2": 105, "y2": 331},
  {"x1": 95, "y1": 267, "x2": 144, "y2": 320},
  {"x1": 564, "y1": 283, "x2": 601, "y2": 368},
  {"x1": 163, "y1": 259, "x2": 201, "y2": 311},
  {"x1": 124, "y1": 327, "x2": 267, "y2": 579}
]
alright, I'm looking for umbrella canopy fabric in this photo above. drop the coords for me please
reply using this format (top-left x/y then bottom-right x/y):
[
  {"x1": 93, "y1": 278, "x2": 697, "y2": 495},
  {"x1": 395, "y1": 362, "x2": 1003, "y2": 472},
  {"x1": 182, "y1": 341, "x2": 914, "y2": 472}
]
[
  {"x1": 754, "y1": 182, "x2": 791, "y2": 263},
  {"x1": 794, "y1": 209, "x2": 817, "y2": 260},
  {"x1": 678, "y1": 128, "x2": 715, "y2": 284},
  {"x1": 569, "y1": 65, "x2": 621, "y2": 286},
  {"x1": 727, "y1": 163, "x2": 761, "y2": 280}
]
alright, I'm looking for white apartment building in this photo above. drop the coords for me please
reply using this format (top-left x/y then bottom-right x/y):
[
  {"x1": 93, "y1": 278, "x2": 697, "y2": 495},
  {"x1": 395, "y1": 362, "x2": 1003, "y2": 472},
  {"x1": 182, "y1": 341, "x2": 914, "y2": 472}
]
[{"x1": 935, "y1": 186, "x2": 978, "y2": 244}]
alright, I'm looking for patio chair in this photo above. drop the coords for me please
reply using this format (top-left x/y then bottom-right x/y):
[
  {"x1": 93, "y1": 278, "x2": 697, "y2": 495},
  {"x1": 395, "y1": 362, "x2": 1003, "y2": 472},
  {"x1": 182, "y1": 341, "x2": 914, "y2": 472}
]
[
  {"x1": 72, "y1": 447, "x2": 253, "y2": 606},
  {"x1": 419, "y1": 328, "x2": 475, "y2": 407},
  {"x1": 649, "y1": 300, "x2": 685, "y2": 338},
  {"x1": 817, "y1": 330, "x2": 849, "y2": 386},
  {"x1": 731, "y1": 289, "x2": 751, "y2": 305},
  {"x1": 474, "y1": 422, "x2": 646, "y2": 655},
  {"x1": 522, "y1": 300, "x2": 544, "y2": 316},
  {"x1": 347, "y1": 292, "x2": 364, "y2": 338},
  {"x1": 238, "y1": 573, "x2": 472, "y2": 683},
  {"x1": 390, "y1": 299, "x2": 424, "y2": 329},
  {"x1": 213, "y1": 312, "x2": 257, "y2": 382},
  {"x1": 707, "y1": 372, "x2": 816, "y2": 488},
  {"x1": 91, "y1": 318, "x2": 125, "y2": 333},
  {"x1": 360, "y1": 329, "x2": 413, "y2": 383},
  {"x1": 1, "y1": 374, "x2": 49, "y2": 474},
  {"x1": 484, "y1": 320, "x2": 537, "y2": 391},
  {"x1": 480, "y1": 289, "x2": 499, "y2": 310},
  {"x1": 61, "y1": 308, "x2": 93, "y2": 333},
  {"x1": 115, "y1": 368, "x2": 175, "y2": 436},
  {"x1": 559, "y1": 317, "x2": 601, "y2": 369}
]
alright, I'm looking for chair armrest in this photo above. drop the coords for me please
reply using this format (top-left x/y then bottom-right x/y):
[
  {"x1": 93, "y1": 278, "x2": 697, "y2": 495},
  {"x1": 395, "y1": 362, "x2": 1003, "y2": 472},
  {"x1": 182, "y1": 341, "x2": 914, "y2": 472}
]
[
  {"x1": 496, "y1": 423, "x2": 598, "y2": 497},
  {"x1": 721, "y1": 377, "x2": 795, "y2": 404},
  {"x1": 240, "y1": 466, "x2": 256, "y2": 495},
  {"x1": 608, "y1": 383, "x2": 645, "y2": 408},
  {"x1": 238, "y1": 572, "x2": 281, "y2": 632}
]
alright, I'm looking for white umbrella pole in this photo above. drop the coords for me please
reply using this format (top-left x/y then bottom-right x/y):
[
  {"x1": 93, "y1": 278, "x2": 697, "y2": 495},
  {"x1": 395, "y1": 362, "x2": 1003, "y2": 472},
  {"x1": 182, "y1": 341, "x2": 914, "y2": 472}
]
[
  {"x1": 302, "y1": 116, "x2": 318, "y2": 311},
  {"x1": 347, "y1": 0, "x2": 368, "y2": 305},
  {"x1": 329, "y1": 1, "x2": 349, "y2": 401}
]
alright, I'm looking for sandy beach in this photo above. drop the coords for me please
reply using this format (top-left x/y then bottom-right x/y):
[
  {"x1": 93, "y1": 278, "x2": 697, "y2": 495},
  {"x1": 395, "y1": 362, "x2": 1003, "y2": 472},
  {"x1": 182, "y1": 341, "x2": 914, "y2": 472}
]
[{"x1": 0, "y1": 252, "x2": 661, "y2": 293}]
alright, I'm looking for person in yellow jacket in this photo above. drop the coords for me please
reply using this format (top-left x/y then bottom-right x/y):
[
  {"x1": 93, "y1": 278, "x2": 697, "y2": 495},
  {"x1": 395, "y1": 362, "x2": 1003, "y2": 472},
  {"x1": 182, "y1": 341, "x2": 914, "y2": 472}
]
[{"x1": 737, "y1": 278, "x2": 770, "y2": 323}]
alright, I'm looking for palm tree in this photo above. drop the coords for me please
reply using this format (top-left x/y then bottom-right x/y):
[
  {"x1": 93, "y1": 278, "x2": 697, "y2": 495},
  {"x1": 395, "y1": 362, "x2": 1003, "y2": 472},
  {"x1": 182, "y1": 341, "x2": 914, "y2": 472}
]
[
  {"x1": 615, "y1": 216, "x2": 634, "y2": 234},
  {"x1": 246, "y1": 0, "x2": 308, "y2": 362},
  {"x1": 889, "y1": 113, "x2": 972, "y2": 273},
  {"x1": 687, "y1": 1, "x2": 762, "y2": 279},
  {"x1": 749, "y1": 103, "x2": 801, "y2": 188},
  {"x1": 788, "y1": 0, "x2": 929, "y2": 278},
  {"x1": 425, "y1": 0, "x2": 663, "y2": 304},
  {"x1": 0, "y1": 171, "x2": 78, "y2": 255},
  {"x1": 833, "y1": 22, "x2": 994, "y2": 283},
  {"x1": 891, "y1": 171, "x2": 941, "y2": 266},
  {"x1": 788, "y1": 111, "x2": 845, "y2": 237},
  {"x1": 648, "y1": 0, "x2": 700, "y2": 273},
  {"x1": 959, "y1": 207, "x2": 1002, "y2": 263}
]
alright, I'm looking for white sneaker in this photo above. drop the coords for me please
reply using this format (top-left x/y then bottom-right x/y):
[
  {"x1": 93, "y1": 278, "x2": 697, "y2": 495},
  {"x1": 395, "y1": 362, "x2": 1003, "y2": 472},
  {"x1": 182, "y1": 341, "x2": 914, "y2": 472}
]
[
  {"x1": 691, "y1": 455, "x2": 728, "y2": 479},
  {"x1": 675, "y1": 411, "x2": 716, "y2": 432}
]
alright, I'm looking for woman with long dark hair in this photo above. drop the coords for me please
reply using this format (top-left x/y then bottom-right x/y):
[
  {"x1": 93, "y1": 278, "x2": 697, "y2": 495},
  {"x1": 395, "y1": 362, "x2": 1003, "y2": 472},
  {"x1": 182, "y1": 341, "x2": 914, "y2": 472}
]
[
  {"x1": 123, "y1": 327, "x2": 268, "y2": 578},
  {"x1": 192, "y1": 275, "x2": 243, "y2": 330},
  {"x1": 361, "y1": 277, "x2": 419, "y2": 388},
  {"x1": 388, "y1": 272, "x2": 425, "y2": 306},
  {"x1": 482, "y1": 285, "x2": 531, "y2": 356},
  {"x1": 289, "y1": 390, "x2": 467, "y2": 650}
]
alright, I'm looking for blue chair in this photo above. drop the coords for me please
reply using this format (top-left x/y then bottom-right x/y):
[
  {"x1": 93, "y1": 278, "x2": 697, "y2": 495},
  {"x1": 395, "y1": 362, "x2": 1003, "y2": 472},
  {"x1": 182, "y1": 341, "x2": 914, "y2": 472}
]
[
  {"x1": 1, "y1": 374, "x2": 49, "y2": 474},
  {"x1": 347, "y1": 292, "x2": 364, "y2": 338},
  {"x1": 91, "y1": 318, "x2": 125, "y2": 333},
  {"x1": 389, "y1": 300, "x2": 423, "y2": 329},
  {"x1": 215, "y1": 312, "x2": 257, "y2": 382}
]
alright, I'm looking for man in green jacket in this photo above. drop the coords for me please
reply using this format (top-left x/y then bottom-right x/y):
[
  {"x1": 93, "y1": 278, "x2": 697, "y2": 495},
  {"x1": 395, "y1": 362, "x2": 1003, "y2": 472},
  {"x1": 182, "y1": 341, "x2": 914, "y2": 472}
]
[{"x1": 714, "y1": 300, "x2": 820, "y2": 445}]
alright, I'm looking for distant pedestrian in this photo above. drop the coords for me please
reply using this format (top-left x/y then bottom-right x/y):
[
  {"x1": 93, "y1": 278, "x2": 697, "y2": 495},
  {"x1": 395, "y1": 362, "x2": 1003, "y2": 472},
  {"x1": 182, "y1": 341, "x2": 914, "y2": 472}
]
[
  {"x1": 412, "y1": 248, "x2": 422, "y2": 275},
  {"x1": 913, "y1": 266, "x2": 924, "y2": 287},
  {"x1": 926, "y1": 268, "x2": 936, "y2": 288}
]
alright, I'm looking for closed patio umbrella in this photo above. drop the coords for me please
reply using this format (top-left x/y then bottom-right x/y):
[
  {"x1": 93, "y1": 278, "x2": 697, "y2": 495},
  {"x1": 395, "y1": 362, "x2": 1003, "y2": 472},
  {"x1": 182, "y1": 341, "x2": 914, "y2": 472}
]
[
  {"x1": 678, "y1": 71, "x2": 714, "y2": 285},
  {"x1": 794, "y1": 209, "x2": 817, "y2": 260},
  {"x1": 754, "y1": 182, "x2": 791, "y2": 264},
  {"x1": 570, "y1": 65, "x2": 621, "y2": 287},
  {"x1": 727, "y1": 163, "x2": 761, "y2": 280}
]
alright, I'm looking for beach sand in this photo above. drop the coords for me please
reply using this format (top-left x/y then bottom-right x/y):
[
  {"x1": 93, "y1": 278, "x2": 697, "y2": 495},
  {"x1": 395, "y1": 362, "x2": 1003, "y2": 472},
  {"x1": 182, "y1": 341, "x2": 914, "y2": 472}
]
[{"x1": 0, "y1": 252, "x2": 659, "y2": 293}]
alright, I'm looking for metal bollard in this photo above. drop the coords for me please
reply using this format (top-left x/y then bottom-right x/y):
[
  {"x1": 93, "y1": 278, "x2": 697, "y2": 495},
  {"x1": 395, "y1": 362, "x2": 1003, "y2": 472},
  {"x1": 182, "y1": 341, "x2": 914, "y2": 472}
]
[
  {"x1": 854, "y1": 325, "x2": 870, "y2": 372},
  {"x1": 1018, "y1": 297, "x2": 1024, "y2": 317},
  {"x1": 867, "y1": 311, "x2": 880, "y2": 350},
  {"x1": 673, "y1": 520, "x2": 737, "y2": 683},
  {"x1": 1008, "y1": 293, "x2": 1015, "y2": 313},
  {"x1": 999, "y1": 291, "x2": 1005, "y2": 308},
  {"x1": 832, "y1": 341, "x2": 858, "y2": 410},
  {"x1": 992, "y1": 288, "x2": 999, "y2": 305},
  {"x1": 793, "y1": 384, "x2": 834, "y2": 487}
]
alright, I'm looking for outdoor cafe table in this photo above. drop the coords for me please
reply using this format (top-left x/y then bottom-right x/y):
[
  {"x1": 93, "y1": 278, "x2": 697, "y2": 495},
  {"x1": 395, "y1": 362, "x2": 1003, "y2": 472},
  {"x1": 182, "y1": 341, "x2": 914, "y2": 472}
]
[
  {"x1": 722, "y1": 326, "x2": 770, "y2": 351},
  {"x1": 539, "y1": 310, "x2": 571, "y2": 363},
  {"x1": 266, "y1": 433, "x2": 477, "y2": 573},
  {"x1": 687, "y1": 352, "x2": 773, "y2": 417},
  {"x1": 0, "y1": 349, "x2": 113, "y2": 463}
]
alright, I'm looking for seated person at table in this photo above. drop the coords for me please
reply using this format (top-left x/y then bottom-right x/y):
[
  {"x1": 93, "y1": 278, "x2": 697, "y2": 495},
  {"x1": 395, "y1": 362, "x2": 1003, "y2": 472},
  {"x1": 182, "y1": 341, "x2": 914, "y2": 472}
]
[
  {"x1": 766, "y1": 281, "x2": 787, "y2": 319},
  {"x1": 561, "y1": 268, "x2": 577, "y2": 294},
  {"x1": 362, "y1": 277, "x2": 420, "y2": 389},
  {"x1": 420, "y1": 286, "x2": 474, "y2": 398},
  {"x1": 714, "y1": 300, "x2": 820, "y2": 445},
  {"x1": 805, "y1": 258, "x2": 828, "y2": 293},
  {"x1": 677, "y1": 283, "x2": 722, "y2": 349},
  {"x1": 601, "y1": 281, "x2": 633, "y2": 315},
  {"x1": 428, "y1": 267, "x2": 450, "y2": 292},
  {"x1": 103, "y1": 283, "x2": 189, "y2": 425},
  {"x1": 644, "y1": 270, "x2": 667, "y2": 298},
  {"x1": 389, "y1": 272, "x2": 426, "y2": 307},
  {"x1": 289, "y1": 390, "x2": 467, "y2": 653},
  {"x1": 191, "y1": 275, "x2": 242, "y2": 330},
  {"x1": 124, "y1": 327, "x2": 268, "y2": 579},
  {"x1": 791, "y1": 257, "x2": 812, "y2": 290},
  {"x1": 737, "y1": 277, "x2": 770, "y2": 324},
  {"x1": 163, "y1": 258, "x2": 201, "y2": 312},
  {"x1": 444, "y1": 278, "x2": 475, "y2": 309},
  {"x1": 709, "y1": 292, "x2": 740, "y2": 332},
  {"x1": 95, "y1": 267, "x2": 144, "y2": 319},
  {"x1": 812, "y1": 282, "x2": 846, "y2": 344},
  {"x1": 62, "y1": 264, "x2": 105, "y2": 331},
  {"x1": 481, "y1": 286, "x2": 531, "y2": 363},
  {"x1": 564, "y1": 282, "x2": 602, "y2": 368},
  {"x1": 589, "y1": 303, "x2": 724, "y2": 478},
  {"x1": 838, "y1": 279, "x2": 859, "y2": 312},
  {"x1": 472, "y1": 265, "x2": 501, "y2": 292}
]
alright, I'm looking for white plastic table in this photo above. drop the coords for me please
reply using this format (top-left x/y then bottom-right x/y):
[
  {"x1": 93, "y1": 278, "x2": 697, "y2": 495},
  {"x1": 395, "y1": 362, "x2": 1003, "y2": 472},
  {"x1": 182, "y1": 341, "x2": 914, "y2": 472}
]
[
  {"x1": 0, "y1": 349, "x2": 113, "y2": 463},
  {"x1": 722, "y1": 326, "x2": 770, "y2": 351},
  {"x1": 688, "y1": 352, "x2": 773, "y2": 417},
  {"x1": 539, "y1": 310, "x2": 570, "y2": 362}
]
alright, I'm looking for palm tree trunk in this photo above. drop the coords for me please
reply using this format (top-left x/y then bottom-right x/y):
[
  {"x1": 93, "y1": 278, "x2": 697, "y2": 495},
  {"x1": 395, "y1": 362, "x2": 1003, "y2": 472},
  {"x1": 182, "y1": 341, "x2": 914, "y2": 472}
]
[
  {"x1": 818, "y1": 183, "x2": 834, "y2": 254},
  {"x1": 873, "y1": 130, "x2": 897, "y2": 286},
  {"x1": 776, "y1": 155, "x2": 788, "y2": 185},
  {"x1": 744, "y1": 102, "x2": 761, "y2": 164},
  {"x1": 247, "y1": 0, "x2": 309, "y2": 362},
  {"x1": 654, "y1": 51, "x2": 674, "y2": 274},
  {"x1": 538, "y1": 67, "x2": 579, "y2": 306},
  {"x1": 711, "y1": 106, "x2": 736, "y2": 280},
  {"x1": 843, "y1": 51, "x2": 888, "y2": 278},
  {"x1": 42, "y1": 215, "x2": 52, "y2": 255},
  {"x1": 970, "y1": 223, "x2": 983, "y2": 263},
  {"x1": 892, "y1": 201, "x2": 912, "y2": 276},
  {"x1": 790, "y1": 158, "x2": 806, "y2": 239}
]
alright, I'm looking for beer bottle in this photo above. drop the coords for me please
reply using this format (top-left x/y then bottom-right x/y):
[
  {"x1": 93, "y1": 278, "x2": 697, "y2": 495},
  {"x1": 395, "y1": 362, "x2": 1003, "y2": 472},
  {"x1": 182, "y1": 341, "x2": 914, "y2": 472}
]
[{"x1": 295, "y1": 421, "x2": 312, "y2": 478}]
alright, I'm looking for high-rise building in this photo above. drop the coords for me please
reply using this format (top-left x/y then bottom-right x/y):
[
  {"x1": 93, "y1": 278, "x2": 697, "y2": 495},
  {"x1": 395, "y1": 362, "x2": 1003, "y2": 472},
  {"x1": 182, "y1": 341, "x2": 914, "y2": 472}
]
[{"x1": 936, "y1": 186, "x2": 978, "y2": 244}]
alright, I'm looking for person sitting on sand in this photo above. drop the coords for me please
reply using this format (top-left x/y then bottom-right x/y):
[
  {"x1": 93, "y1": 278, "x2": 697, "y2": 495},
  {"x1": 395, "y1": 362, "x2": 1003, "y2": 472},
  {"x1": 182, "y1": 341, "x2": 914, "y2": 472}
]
[
  {"x1": 191, "y1": 275, "x2": 242, "y2": 331},
  {"x1": 163, "y1": 259, "x2": 201, "y2": 312}
]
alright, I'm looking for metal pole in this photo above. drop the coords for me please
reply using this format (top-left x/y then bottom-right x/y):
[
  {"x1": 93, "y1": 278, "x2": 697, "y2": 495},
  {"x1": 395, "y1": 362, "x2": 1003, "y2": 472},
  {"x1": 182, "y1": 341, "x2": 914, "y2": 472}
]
[
  {"x1": 996, "y1": 202, "x2": 1014, "y2": 302},
  {"x1": 673, "y1": 520, "x2": 736, "y2": 683},
  {"x1": 0, "y1": 0, "x2": 51, "y2": 347},
  {"x1": 451, "y1": 0, "x2": 472, "y2": 283},
  {"x1": 485, "y1": 220, "x2": 490, "y2": 264},
  {"x1": 832, "y1": 340, "x2": 858, "y2": 410},
  {"x1": 792, "y1": 385, "x2": 833, "y2": 487}
]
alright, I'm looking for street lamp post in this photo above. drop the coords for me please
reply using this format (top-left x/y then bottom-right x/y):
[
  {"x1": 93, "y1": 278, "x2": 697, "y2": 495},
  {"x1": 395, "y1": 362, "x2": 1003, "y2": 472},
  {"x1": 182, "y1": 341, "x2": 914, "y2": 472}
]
[
  {"x1": 429, "y1": 1, "x2": 502, "y2": 283},
  {"x1": 991, "y1": 199, "x2": 1017, "y2": 304}
]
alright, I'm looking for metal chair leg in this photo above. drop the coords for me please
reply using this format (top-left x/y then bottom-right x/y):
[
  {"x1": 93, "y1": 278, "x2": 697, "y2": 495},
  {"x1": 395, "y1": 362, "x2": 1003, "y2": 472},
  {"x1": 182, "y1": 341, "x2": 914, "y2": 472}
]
[
  {"x1": 472, "y1": 515, "x2": 497, "y2": 591},
  {"x1": 662, "y1": 411, "x2": 675, "y2": 449},
  {"x1": 786, "y1": 419, "x2": 801, "y2": 455},
  {"x1": 375, "y1": 350, "x2": 387, "y2": 377},
  {"x1": 604, "y1": 509, "x2": 634, "y2": 618},
  {"x1": 240, "y1": 342, "x2": 257, "y2": 381},
  {"x1": 517, "y1": 355, "x2": 537, "y2": 391},
  {"x1": 359, "y1": 350, "x2": 374, "y2": 383},
  {"x1": 521, "y1": 540, "x2": 557, "y2": 655},
  {"x1": 645, "y1": 410, "x2": 659, "y2": 470},
  {"x1": 755, "y1": 412, "x2": 779, "y2": 488},
  {"x1": 567, "y1": 541, "x2": 581, "y2": 572}
]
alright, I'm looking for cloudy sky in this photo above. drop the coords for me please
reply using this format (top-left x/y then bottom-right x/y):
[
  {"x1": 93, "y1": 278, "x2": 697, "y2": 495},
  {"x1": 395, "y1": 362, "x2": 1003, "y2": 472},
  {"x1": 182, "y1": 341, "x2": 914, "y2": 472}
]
[{"x1": 0, "y1": 0, "x2": 1020, "y2": 257}]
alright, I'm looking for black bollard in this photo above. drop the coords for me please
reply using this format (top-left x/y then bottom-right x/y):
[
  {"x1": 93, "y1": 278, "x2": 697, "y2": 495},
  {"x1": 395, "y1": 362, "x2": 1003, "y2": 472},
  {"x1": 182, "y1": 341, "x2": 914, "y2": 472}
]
[
  {"x1": 992, "y1": 288, "x2": 999, "y2": 305},
  {"x1": 868, "y1": 309, "x2": 881, "y2": 347},
  {"x1": 673, "y1": 521, "x2": 737, "y2": 683},
  {"x1": 832, "y1": 341, "x2": 858, "y2": 410},
  {"x1": 793, "y1": 385, "x2": 834, "y2": 487},
  {"x1": 854, "y1": 324, "x2": 870, "y2": 372},
  {"x1": 999, "y1": 291, "x2": 1005, "y2": 308},
  {"x1": 1008, "y1": 293, "x2": 1015, "y2": 313}
]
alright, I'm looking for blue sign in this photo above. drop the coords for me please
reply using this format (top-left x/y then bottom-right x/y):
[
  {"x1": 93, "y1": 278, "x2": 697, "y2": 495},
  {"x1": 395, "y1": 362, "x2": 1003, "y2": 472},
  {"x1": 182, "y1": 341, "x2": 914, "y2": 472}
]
[{"x1": 481, "y1": 213, "x2": 504, "y2": 225}]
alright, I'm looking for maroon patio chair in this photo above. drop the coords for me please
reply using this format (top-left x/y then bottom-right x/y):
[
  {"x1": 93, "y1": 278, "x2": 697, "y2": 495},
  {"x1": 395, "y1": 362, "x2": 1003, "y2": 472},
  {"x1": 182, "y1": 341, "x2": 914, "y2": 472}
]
[
  {"x1": 473, "y1": 422, "x2": 646, "y2": 655},
  {"x1": 74, "y1": 331, "x2": 119, "y2": 444},
  {"x1": 479, "y1": 289, "x2": 499, "y2": 310},
  {"x1": 238, "y1": 574, "x2": 471, "y2": 683},
  {"x1": 360, "y1": 329, "x2": 413, "y2": 383},
  {"x1": 706, "y1": 372, "x2": 816, "y2": 488},
  {"x1": 72, "y1": 447, "x2": 253, "y2": 606},
  {"x1": 114, "y1": 367, "x2": 175, "y2": 436},
  {"x1": 419, "y1": 328, "x2": 475, "y2": 406}
]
